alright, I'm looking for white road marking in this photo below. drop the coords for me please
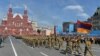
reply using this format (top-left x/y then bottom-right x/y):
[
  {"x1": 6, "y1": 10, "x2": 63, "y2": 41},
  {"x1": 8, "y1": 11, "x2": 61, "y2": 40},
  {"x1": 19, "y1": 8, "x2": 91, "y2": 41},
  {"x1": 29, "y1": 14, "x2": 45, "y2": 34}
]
[
  {"x1": 9, "y1": 37, "x2": 18, "y2": 56},
  {"x1": 40, "y1": 52, "x2": 48, "y2": 56}
]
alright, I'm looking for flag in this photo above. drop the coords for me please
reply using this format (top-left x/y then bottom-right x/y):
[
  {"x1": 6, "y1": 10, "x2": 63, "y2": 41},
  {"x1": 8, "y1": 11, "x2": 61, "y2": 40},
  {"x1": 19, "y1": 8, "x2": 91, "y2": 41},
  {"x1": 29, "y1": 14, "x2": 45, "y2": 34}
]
[{"x1": 77, "y1": 20, "x2": 92, "y2": 34}]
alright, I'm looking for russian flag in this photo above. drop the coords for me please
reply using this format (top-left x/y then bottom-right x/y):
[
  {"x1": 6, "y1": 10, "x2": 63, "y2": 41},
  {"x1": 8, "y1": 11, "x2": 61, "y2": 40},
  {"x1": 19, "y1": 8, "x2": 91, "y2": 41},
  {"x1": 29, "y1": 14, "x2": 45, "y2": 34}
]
[{"x1": 77, "y1": 20, "x2": 92, "y2": 34}]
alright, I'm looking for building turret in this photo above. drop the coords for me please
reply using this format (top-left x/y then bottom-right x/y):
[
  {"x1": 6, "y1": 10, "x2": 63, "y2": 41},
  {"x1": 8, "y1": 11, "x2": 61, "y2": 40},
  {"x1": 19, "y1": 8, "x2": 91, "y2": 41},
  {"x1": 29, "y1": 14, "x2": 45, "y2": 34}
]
[
  {"x1": 23, "y1": 5, "x2": 28, "y2": 21},
  {"x1": 24, "y1": 5, "x2": 28, "y2": 15},
  {"x1": 7, "y1": 4, "x2": 13, "y2": 20}
]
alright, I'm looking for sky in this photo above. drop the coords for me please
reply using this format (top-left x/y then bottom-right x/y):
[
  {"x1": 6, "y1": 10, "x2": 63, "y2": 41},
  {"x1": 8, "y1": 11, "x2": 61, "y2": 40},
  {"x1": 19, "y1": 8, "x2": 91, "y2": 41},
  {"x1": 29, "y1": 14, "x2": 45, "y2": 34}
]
[{"x1": 0, "y1": 0, "x2": 100, "y2": 32}]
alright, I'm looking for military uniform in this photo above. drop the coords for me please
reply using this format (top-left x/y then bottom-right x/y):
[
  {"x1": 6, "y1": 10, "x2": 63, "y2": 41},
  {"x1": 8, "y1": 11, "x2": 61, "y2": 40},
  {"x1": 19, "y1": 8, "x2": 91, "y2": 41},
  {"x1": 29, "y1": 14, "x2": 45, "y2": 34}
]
[
  {"x1": 84, "y1": 39, "x2": 93, "y2": 56},
  {"x1": 65, "y1": 37, "x2": 73, "y2": 55},
  {"x1": 57, "y1": 37, "x2": 63, "y2": 50},
  {"x1": 0, "y1": 37, "x2": 2, "y2": 47}
]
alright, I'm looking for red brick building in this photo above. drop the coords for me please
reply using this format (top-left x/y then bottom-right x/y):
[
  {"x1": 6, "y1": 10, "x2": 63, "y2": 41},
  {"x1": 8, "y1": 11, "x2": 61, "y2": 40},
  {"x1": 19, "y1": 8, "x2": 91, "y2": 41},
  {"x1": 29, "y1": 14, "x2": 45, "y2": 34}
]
[{"x1": 0, "y1": 5, "x2": 34, "y2": 36}]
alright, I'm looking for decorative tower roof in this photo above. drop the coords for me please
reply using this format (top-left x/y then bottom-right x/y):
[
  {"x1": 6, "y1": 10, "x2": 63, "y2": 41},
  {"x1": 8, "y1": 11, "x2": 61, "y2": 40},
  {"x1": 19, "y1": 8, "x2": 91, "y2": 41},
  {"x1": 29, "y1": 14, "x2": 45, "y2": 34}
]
[
  {"x1": 24, "y1": 5, "x2": 27, "y2": 10},
  {"x1": 24, "y1": 5, "x2": 28, "y2": 15},
  {"x1": 7, "y1": 4, "x2": 13, "y2": 19},
  {"x1": 23, "y1": 5, "x2": 28, "y2": 20},
  {"x1": 9, "y1": 4, "x2": 12, "y2": 8},
  {"x1": 8, "y1": 4, "x2": 12, "y2": 13}
]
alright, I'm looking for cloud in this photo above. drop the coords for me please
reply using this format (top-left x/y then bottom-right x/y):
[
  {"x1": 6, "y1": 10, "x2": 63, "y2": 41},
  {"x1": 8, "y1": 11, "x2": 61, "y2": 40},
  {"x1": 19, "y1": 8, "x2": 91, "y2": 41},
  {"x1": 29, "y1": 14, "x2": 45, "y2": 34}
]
[
  {"x1": 64, "y1": 5, "x2": 84, "y2": 12},
  {"x1": 77, "y1": 13, "x2": 89, "y2": 18},
  {"x1": 64, "y1": 5, "x2": 89, "y2": 19}
]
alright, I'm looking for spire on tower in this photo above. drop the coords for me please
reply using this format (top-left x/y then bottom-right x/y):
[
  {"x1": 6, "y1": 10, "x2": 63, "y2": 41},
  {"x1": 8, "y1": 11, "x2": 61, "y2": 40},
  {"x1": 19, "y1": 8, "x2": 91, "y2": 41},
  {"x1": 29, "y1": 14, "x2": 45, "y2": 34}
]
[
  {"x1": 8, "y1": 4, "x2": 12, "y2": 13},
  {"x1": 23, "y1": 4, "x2": 28, "y2": 19},
  {"x1": 9, "y1": 4, "x2": 12, "y2": 8},
  {"x1": 24, "y1": 5, "x2": 27, "y2": 10},
  {"x1": 24, "y1": 4, "x2": 28, "y2": 15}
]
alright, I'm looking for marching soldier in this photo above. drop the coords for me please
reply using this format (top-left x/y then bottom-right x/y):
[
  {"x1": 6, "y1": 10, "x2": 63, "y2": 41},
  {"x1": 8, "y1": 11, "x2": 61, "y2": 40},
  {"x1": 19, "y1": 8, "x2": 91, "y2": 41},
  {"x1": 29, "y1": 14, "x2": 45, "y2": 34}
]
[
  {"x1": 84, "y1": 38, "x2": 93, "y2": 56},
  {"x1": 48, "y1": 37, "x2": 52, "y2": 48},
  {"x1": 32, "y1": 38, "x2": 36, "y2": 48},
  {"x1": 51, "y1": 37, "x2": 55, "y2": 48},
  {"x1": 45, "y1": 37, "x2": 48, "y2": 47},
  {"x1": 37, "y1": 37, "x2": 40, "y2": 48},
  {"x1": 72, "y1": 37, "x2": 83, "y2": 55},
  {"x1": 57, "y1": 37, "x2": 63, "y2": 50},
  {"x1": 41, "y1": 36, "x2": 44, "y2": 46},
  {"x1": 0, "y1": 37, "x2": 2, "y2": 47},
  {"x1": 65, "y1": 37, "x2": 73, "y2": 55},
  {"x1": 71, "y1": 38, "x2": 76, "y2": 51}
]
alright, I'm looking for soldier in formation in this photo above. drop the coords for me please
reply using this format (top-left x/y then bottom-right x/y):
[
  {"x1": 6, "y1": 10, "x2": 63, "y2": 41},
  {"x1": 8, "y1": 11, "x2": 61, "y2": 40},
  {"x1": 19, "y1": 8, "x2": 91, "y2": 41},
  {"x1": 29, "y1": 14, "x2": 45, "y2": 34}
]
[
  {"x1": 84, "y1": 38, "x2": 93, "y2": 56},
  {"x1": 0, "y1": 37, "x2": 2, "y2": 47},
  {"x1": 21, "y1": 35, "x2": 96, "y2": 56},
  {"x1": 22, "y1": 35, "x2": 64, "y2": 48}
]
